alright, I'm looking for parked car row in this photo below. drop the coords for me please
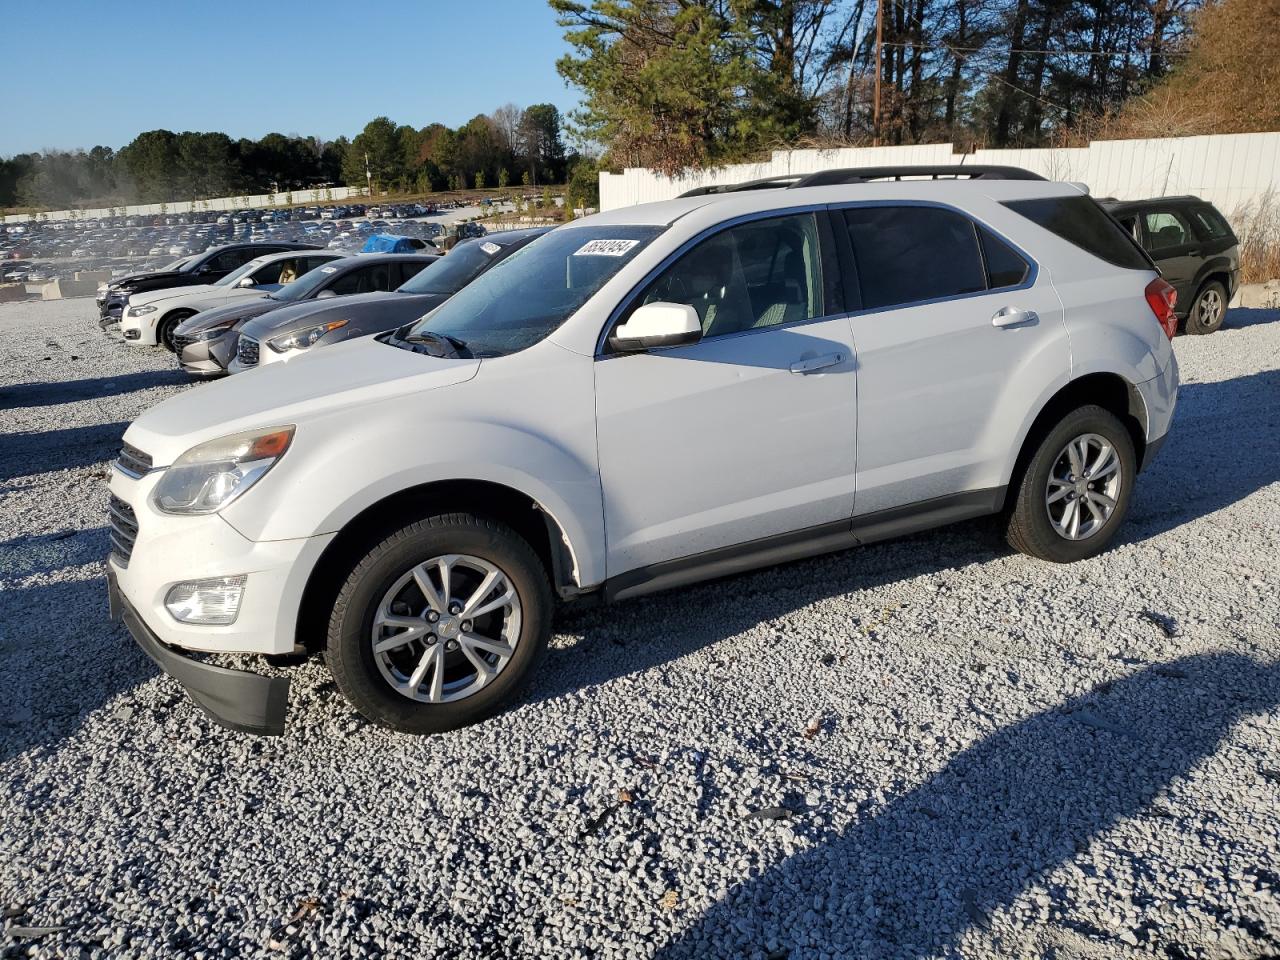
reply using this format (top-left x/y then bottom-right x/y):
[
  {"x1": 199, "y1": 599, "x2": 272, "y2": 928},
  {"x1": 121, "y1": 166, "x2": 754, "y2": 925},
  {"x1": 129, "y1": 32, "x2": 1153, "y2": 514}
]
[{"x1": 94, "y1": 228, "x2": 549, "y2": 383}]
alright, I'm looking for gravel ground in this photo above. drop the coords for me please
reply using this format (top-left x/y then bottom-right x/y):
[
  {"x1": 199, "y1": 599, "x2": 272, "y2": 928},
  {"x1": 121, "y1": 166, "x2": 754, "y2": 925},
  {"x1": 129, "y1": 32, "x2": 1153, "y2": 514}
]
[{"x1": 1, "y1": 298, "x2": 1278, "y2": 960}]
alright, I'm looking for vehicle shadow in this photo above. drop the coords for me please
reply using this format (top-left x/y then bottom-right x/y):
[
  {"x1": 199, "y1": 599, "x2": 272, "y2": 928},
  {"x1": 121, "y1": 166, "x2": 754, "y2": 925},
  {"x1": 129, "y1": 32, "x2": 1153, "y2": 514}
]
[
  {"x1": 0, "y1": 369, "x2": 187, "y2": 409},
  {"x1": 533, "y1": 366, "x2": 1280, "y2": 707},
  {"x1": 0, "y1": 526, "x2": 109, "y2": 579},
  {"x1": 650, "y1": 652, "x2": 1280, "y2": 958},
  {"x1": 0, "y1": 421, "x2": 128, "y2": 483},
  {"x1": 1222, "y1": 306, "x2": 1279, "y2": 329}
]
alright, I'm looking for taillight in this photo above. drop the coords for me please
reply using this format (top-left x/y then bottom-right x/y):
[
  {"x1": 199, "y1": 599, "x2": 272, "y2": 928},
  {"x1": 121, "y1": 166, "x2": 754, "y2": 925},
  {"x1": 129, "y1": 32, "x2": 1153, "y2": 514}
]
[{"x1": 1145, "y1": 278, "x2": 1178, "y2": 340}]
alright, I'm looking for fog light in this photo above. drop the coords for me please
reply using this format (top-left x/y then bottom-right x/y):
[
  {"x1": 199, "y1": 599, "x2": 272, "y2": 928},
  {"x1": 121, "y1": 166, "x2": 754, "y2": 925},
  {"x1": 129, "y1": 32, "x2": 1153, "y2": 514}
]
[
  {"x1": 165, "y1": 575, "x2": 246, "y2": 625},
  {"x1": 123, "y1": 329, "x2": 140, "y2": 340}
]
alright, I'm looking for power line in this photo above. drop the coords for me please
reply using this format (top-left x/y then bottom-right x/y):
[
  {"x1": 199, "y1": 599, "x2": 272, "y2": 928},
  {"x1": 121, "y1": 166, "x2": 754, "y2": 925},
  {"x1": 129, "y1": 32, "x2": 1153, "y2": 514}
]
[{"x1": 879, "y1": 40, "x2": 1134, "y2": 58}]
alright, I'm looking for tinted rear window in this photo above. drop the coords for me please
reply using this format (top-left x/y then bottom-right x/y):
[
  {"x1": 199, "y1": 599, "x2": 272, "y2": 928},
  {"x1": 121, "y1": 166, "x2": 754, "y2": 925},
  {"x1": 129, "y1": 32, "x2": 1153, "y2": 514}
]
[
  {"x1": 1004, "y1": 196, "x2": 1152, "y2": 271},
  {"x1": 1191, "y1": 205, "x2": 1234, "y2": 240}
]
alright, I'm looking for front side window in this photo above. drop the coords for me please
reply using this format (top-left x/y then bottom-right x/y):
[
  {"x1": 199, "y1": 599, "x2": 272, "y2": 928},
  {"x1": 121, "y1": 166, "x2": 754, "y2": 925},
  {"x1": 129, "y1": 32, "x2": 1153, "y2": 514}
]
[
  {"x1": 327, "y1": 262, "x2": 392, "y2": 296},
  {"x1": 1142, "y1": 210, "x2": 1193, "y2": 251},
  {"x1": 631, "y1": 213, "x2": 824, "y2": 338},
  {"x1": 841, "y1": 206, "x2": 986, "y2": 310},
  {"x1": 406, "y1": 225, "x2": 662, "y2": 356}
]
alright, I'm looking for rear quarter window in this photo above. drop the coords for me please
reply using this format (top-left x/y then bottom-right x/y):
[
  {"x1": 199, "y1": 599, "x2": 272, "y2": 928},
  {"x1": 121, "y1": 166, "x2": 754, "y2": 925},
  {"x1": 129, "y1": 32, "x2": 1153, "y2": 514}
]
[
  {"x1": 1004, "y1": 196, "x2": 1152, "y2": 271},
  {"x1": 1190, "y1": 205, "x2": 1235, "y2": 241}
]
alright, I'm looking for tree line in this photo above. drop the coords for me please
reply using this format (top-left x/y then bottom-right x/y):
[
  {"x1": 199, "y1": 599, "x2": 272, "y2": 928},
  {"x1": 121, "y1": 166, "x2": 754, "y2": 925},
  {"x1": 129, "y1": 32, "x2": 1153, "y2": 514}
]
[
  {"x1": 550, "y1": 0, "x2": 1213, "y2": 175},
  {"x1": 0, "y1": 102, "x2": 574, "y2": 210}
]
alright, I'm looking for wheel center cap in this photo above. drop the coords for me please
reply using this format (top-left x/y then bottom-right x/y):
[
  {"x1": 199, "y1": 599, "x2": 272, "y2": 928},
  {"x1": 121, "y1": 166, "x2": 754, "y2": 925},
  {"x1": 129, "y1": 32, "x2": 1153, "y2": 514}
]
[{"x1": 436, "y1": 616, "x2": 460, "y2": 638}]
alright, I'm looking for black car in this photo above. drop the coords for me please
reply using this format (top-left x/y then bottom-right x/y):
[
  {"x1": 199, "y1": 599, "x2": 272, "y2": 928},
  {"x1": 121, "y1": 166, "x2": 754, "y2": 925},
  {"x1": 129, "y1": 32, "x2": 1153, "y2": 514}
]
[
  {"x1": 1099, "y1": 196, "x2": 1239, "y2": 335},
  {"x1": 96, "y1": 241, "x2": 321, "y2": 324},
  {"x1": 173, "y1": 252, "x2": 439, "y2": 377}
]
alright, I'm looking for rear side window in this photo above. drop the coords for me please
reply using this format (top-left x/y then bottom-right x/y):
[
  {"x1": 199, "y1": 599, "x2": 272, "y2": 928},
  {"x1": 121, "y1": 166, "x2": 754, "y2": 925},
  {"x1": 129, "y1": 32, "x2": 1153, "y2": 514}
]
[
  {"x1": 841, "y1": 206, "x2": 986, "y2": 310},
  {"x1": 1190, "y1": 205, "x2": 1234, "y2": 240},
  {"x1": 1004, "y1": 196, "x2": 1151, "y2": 270},
  {"x1": 978, "y1": 227, "x2": 1030, "y2": 288},
  {"x1": 1142, "y1": 210, "x2": 1194, "y2": 251}
]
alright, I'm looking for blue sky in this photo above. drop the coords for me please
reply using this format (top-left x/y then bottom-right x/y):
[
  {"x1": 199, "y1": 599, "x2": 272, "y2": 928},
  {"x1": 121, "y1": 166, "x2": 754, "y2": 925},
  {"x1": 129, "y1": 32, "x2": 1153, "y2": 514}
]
[{"x1": 0, "y1": 0, "x2": 580, "y2": 156}]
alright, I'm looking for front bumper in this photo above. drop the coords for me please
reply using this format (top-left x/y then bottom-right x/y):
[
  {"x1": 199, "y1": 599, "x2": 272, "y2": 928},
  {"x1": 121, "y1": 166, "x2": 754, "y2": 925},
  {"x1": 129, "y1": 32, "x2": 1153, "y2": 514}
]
[
  {"x1": 178, "y1": 331, "x2": 235, "y2": 378},
  {"x1": 109, "y1": 569, "x2": 289, "y2": 735}
]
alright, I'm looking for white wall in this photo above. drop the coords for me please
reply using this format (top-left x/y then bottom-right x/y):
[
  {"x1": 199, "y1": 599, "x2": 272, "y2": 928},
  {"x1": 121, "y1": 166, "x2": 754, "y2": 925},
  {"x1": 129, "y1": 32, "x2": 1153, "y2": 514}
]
[
  {"x1": 3, "y1": 185, "x2": 369, "y2": 225},
  {"x1": 599, "y1": 133, "x2": 1280, "y2": 219}
]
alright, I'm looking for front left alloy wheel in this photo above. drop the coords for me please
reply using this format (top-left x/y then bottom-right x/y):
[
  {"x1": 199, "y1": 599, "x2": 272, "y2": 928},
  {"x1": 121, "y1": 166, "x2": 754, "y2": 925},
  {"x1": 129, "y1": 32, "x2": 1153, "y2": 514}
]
[{"x1": 325, "y1": 512, "x2": 552, "y2": 733}]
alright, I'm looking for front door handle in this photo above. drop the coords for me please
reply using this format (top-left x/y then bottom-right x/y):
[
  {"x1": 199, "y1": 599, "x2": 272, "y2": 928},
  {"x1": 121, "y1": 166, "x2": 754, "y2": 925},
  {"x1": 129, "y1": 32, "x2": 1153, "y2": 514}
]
[
  {"x1": 992, "y1": 307, "x2": 1039, "y2": 328},
  {"x1": 790, "y1": 352, "x2": 843, "y2": 374}
]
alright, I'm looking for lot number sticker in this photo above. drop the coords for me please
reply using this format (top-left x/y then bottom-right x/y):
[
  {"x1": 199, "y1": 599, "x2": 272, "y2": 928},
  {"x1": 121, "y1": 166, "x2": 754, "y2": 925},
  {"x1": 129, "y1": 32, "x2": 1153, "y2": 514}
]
[
  {"x1": 320, "y1": 266, "x2": 338, "y2": 273},
  {"x1": 480, "y1": 241, "x2": 501, "y2": 255},
  {"x1": 573, "y1": 239, "x2": 640, "y2": 257}
]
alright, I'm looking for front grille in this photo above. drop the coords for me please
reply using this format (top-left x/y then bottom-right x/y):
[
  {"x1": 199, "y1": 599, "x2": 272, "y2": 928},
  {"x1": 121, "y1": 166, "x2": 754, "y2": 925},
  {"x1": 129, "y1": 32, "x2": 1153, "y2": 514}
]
[
  {"x1": 171, "y1": 333, "x2": 195, "y2": 352},
  {"x1": 116, "y1": 442, "x2": 153, "y2": 478},
  {"x1": 238, "y1": 336, "x2": 260, "y2": 367},
  {"x1": 108, "y1": 494, "x2": 139, "y2": 567}
]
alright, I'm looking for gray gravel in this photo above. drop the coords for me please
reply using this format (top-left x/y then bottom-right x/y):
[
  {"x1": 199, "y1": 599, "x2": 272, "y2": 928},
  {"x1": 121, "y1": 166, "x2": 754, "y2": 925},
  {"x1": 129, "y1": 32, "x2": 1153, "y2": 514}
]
[{"x1": 2, "y1": 298, "x2": 1279, "y2": 960}]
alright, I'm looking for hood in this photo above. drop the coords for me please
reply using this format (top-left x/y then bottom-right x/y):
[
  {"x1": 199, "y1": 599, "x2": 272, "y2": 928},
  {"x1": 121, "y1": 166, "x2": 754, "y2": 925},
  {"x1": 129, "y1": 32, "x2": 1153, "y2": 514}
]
[
  {"x1": 129, "y1": 283, "x2": 220, "y2": 308},
  {"x1": 237, "y1": 291, "x2": 401, "y2": 338},
  {"x1": 115, "y1": 269, "x2": 185, "y2": 289},
  {"x1": 174, "y1": 296, "x2": 271, "y2": 335},
  {"x1": 125, "y1": 336, "x2": 480, "y2": 465}
]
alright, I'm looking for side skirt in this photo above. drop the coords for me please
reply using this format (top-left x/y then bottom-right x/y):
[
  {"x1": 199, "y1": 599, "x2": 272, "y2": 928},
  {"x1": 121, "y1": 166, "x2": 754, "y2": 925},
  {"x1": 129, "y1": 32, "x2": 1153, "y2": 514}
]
[{"x1": 600, "y1": 486, "x2": 1005, "y2": 603}]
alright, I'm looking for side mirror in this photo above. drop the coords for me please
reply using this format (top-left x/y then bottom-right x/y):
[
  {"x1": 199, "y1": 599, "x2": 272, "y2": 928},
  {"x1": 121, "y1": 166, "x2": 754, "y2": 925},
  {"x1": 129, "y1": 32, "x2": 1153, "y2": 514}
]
[
  {"x1": 610, "y1": 302, "x2": 702, "y2": 352},
  {"x1": 236, "y1": 276, "x2": 257, "y2": 288},
  {"x1": 316, "y1": 288, "x2": 337, "y2": 299}
]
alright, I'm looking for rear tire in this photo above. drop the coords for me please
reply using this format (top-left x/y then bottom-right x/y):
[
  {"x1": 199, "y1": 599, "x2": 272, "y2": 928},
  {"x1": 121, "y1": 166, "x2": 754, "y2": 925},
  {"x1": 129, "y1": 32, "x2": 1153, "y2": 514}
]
[
  {"x1": 1185, "y1": 280, "x2": 1227, "y2": 335},
  {"x1": 158, "y1": 310, "x2": 194, "y2": 352},
  {"x1": 1006, "y1": 405, "x2": 1137, "y2": 563},
  {"x1": 324, "y1": 512, "x2": 553, "y2": 734}
]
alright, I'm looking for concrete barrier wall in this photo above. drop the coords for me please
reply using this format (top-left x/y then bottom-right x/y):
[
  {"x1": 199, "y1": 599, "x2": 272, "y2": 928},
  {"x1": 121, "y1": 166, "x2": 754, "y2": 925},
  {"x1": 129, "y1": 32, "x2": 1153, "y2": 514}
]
[
  {"x1": 3, "y1": 185, "x2": 369, "y2": 226},
  {"x1": 599, "y1": 133, "x2": 1280, "y2": 220}
]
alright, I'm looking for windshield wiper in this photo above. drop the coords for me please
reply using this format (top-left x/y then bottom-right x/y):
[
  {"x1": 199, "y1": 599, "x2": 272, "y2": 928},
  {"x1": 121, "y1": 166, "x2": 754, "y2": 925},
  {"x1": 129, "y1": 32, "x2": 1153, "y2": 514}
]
[{"x1": 402, "y1": 331, "x2": 470, "y2": 358}]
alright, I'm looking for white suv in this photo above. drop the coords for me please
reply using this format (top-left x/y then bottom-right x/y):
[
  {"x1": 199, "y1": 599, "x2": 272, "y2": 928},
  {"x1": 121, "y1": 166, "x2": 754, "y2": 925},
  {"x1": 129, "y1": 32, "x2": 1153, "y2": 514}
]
[{"x1": 107, "y1": 166, "x2": 1180, "y2": 736}]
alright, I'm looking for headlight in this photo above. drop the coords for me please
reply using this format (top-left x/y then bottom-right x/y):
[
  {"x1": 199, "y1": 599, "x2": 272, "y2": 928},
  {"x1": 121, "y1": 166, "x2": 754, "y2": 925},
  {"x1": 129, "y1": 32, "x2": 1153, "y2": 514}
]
[
  {"x1": 193, "y1": 322, "x2": 236, "y2": 342},
  {"x1": 267, "y1": 319, "x2": 348, "y2": 353},
  {"x1": 130, "y1": 304, "x2": 157, "y2": 316},
  {"x1": 152, "y1": 426, "x2": 294, "y2": 515}
]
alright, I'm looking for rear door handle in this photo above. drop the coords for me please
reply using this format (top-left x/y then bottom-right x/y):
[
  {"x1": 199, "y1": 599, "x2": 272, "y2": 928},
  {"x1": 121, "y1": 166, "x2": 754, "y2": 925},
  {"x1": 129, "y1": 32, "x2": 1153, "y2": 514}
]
[
  {"x1": 790, "y1": 352, "x2": 843, "y2": 374},
  {"x1": 992, "y1": 307, "x2": 1039, "y2": 328}
]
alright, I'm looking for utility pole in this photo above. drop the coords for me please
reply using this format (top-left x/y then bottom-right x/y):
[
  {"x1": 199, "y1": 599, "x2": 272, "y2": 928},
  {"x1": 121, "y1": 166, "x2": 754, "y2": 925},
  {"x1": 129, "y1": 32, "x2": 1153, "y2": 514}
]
[
  {"x1": 874, "y1": 0, "x2": 884, "y2": 146},
  {"x1": 364, "y1": 151, "x2": 372, "y2": 198}
]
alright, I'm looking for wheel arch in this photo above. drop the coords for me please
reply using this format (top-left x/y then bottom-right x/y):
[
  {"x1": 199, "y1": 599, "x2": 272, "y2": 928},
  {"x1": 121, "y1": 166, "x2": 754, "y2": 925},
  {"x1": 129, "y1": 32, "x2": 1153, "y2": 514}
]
[
  {"x1": 1003, "y1": 372, "x2": 1148, "y2": 510},
  {"x1": 294, "y1": 478, "x2": 582, "y2": 653}
]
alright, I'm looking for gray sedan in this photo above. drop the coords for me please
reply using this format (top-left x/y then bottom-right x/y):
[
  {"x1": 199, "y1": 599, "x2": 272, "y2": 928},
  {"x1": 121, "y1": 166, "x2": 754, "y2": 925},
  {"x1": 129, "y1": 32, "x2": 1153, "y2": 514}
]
[
  {"x1": 174, "y1": 252, "x2": 438, "y2": 377},
  {"x1": 227, "y1": 228, "x2": 550, "y2": 374}
]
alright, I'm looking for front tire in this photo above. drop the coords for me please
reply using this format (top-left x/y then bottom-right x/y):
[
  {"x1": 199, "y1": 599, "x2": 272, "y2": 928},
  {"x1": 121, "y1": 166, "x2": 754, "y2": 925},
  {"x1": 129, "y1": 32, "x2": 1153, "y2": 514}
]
[
  {"x1": 1006, "y1": 405, "x2": 1137, "y2": 563},
  {"x1": 324, "y1": 512, "x2": 552, "y2": 734},
  {"x1": 158, "y1": 310, "x2": 194, "y2": 352},
  {"x1": 1185, "y1": 280, "x2": 1227, "y2": 335}
]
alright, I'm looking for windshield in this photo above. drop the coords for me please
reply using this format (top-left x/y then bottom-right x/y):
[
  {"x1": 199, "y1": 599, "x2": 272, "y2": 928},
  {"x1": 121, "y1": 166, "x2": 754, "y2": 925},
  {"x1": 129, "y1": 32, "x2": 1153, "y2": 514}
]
[
  {"x1": 270, "y1": 261, "x2": 340, "y2": 301},
  {"x1": 398, "y1": 239, "x2": 502, "y2": 296},
  {"x1": 404, "y1": 226, "x2": 663, "y2": 356},
  {"x1": 171, "y1": 256, "x2": 198, "y2": 272}
]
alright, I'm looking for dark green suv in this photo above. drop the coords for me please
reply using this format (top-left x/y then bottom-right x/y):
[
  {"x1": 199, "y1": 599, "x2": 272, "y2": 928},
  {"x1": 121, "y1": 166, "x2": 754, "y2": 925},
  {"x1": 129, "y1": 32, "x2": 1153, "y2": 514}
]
[{"x1": 1100, "y1": 196, "x2": 1239, "y2": 334}]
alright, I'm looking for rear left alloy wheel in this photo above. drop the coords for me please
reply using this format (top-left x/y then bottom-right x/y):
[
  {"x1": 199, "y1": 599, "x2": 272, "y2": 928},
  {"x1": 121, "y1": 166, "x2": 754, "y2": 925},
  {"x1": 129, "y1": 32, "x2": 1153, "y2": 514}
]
[
  {"x1": 324, "y1": 513, "x2": 552, "y2": 733},
  {"x1": 1185, "y1": 280, "x2": 1227, "y2": 335},
  {"x1": 1006, "y1": 405, "x2": 1137, "y2": 563}
]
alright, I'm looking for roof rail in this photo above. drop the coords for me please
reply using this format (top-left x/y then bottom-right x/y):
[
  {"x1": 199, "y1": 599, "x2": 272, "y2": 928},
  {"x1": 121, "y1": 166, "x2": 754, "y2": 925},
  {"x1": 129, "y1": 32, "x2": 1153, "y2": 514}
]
[
  {"x1": 677, "y1": 175, "x2": 803, "y2": 198},
  {"x1": 788, "y1": 165, "x2": 1046, "y2": 188}
]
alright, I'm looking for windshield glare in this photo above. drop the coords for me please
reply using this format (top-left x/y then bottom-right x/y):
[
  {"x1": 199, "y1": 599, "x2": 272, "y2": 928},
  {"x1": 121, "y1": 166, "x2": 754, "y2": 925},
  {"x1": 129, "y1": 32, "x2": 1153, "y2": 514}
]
[
  {"x1": 405, "y1": 226, "x2": 662, "y2": 356},
  {"x1": 272, "y1": 261, "x2": 339, "y2": 301},
  {"x1": 215, "y1": 257, "x2": 269, "y2": 287},
  {"x1": 172, "y1": 256, "x2": 198, "y2": 272},
  {"x1": 398, "y1": 239, "x2": 500, "y2": 296}
]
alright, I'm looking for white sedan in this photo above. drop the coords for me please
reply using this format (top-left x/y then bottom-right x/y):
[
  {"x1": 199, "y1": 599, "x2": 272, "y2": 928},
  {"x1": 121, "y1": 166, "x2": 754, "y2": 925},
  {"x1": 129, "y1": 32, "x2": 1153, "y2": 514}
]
[{"x1": 119, "y1": 250, "x2": 342, "y2": 350}]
